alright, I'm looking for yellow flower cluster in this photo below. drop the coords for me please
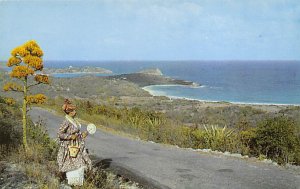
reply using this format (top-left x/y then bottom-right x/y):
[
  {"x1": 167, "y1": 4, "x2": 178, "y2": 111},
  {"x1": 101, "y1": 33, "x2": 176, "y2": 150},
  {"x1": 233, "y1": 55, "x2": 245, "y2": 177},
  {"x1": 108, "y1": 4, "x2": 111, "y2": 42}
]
[
  {"x1": 31, "y1": 48, "x2": 43, "y2": 57},
  {"x1": 26, "y1": 94, "x2": 47, "y2": 104},
  {"x1": 3, "y1": 82, "x2": 23, "y2": 92},
  {"x1": 7, "y1": 57, "x2": 22, "y2": 67},
  {"x1": 11, "y1": 47, "x2": 30, "y2": 57},
  {"x1": 9, "y1": 40, "x2": 44, "y2": 70},
  {"x1": 24, "y1": 41, "x2": 44, "y2": 57},
  {"x1": 34, "y1": 74, "x2": 50, "y2": 84},
  {"x1": 10, "y1": 65, "x2": 34, "y2": 78},
  {"x1": 23, "y1": 55, "x2": 43, "y2": 70},
  {"x1": 24, "y1": 40, "x2": 39, "y2": 50},
  {"x1": 4, "y1": 97, "x2": 16, "y2": 105}
]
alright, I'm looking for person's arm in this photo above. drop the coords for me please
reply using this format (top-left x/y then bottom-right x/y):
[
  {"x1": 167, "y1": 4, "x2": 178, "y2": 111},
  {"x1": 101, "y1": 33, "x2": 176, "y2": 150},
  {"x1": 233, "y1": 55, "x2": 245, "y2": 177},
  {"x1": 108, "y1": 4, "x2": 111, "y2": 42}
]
[
  {"x1": 81, "y1": 131, "x2": 88, "y2": 139},
  {"x1": 58, "y1": 120, "x2": 75, "y2": 140}
]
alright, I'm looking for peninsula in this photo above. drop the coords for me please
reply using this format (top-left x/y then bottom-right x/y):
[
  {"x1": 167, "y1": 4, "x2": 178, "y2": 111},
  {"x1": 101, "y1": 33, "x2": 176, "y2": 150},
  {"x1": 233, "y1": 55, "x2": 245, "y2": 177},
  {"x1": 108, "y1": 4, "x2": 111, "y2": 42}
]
[{"x1": 105, "y1": 68, "x2": 200, "y2": 87}]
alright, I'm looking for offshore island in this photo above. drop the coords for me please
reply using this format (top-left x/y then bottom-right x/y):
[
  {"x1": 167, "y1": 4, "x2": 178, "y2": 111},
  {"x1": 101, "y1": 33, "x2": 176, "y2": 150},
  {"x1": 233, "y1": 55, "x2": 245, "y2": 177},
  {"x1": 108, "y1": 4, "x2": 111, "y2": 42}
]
[{"x1": 43, "y1": 66, "x2": 113, "y2": 74}]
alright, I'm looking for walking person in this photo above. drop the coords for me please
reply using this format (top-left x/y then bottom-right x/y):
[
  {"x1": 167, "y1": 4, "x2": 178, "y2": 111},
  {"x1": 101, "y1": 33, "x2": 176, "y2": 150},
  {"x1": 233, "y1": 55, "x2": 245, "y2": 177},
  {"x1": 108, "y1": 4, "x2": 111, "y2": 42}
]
[{"x1": 57, "y1": 99, "x2": 92, "y2": 186}]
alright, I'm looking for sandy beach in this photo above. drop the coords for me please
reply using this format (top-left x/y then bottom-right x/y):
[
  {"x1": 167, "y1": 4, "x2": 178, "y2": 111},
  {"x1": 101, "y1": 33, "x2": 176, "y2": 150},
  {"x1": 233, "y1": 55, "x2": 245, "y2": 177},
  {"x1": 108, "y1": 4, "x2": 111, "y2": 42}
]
[{"x1": 142, "y1": 84, "x2": 296, "y2": 113}]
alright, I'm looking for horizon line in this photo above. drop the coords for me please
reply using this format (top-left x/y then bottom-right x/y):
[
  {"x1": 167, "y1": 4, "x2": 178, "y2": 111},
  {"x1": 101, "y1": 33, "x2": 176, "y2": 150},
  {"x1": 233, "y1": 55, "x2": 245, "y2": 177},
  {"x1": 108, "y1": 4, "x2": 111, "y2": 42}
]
[{"x1": 1, "y1": 59, "x2": 300, "y2": 63}]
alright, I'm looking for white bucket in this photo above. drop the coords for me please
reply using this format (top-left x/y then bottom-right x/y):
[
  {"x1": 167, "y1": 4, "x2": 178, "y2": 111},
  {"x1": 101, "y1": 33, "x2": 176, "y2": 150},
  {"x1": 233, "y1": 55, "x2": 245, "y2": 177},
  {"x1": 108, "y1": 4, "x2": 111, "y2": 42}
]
[{"x1": 66, "y1": 166, "x2": 85, "y2": 186}]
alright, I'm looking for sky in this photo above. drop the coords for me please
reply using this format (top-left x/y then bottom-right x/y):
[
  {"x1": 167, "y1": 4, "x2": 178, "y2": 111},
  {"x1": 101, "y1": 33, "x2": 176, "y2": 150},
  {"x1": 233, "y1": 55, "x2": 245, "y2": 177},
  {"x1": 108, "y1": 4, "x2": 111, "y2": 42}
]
[{"x1": 0, "y1": 0, "x2": 299, "y2": 61}]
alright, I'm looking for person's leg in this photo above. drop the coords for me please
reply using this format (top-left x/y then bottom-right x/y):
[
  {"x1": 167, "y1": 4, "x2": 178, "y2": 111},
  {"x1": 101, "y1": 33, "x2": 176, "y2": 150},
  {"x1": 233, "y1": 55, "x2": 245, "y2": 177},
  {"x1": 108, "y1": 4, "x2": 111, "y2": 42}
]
[{"x1": 57, "y1": 171, "x2": 66, "y2": 182}]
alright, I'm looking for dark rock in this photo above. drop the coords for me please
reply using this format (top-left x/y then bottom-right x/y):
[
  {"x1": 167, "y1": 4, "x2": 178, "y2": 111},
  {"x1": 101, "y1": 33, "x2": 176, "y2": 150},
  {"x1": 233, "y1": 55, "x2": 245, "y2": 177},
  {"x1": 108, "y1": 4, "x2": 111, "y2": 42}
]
[{"x1": 0, "y1": 161, "x2": 38, "y2": 189}]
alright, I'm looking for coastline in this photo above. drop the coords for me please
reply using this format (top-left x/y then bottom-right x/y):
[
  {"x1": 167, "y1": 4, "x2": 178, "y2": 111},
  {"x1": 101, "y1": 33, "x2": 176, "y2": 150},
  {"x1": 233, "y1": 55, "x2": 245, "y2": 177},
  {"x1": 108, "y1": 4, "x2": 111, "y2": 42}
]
[{"x1": 142, "y1": 85, "x2": 299, "y2": 107}]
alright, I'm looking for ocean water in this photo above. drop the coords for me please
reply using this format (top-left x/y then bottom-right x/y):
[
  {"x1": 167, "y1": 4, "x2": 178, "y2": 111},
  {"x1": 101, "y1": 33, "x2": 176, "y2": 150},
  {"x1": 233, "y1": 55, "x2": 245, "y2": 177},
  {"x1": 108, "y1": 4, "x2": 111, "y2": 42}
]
[{"x1": 45, "y1": 61, "x2": 300, "y2": 105}]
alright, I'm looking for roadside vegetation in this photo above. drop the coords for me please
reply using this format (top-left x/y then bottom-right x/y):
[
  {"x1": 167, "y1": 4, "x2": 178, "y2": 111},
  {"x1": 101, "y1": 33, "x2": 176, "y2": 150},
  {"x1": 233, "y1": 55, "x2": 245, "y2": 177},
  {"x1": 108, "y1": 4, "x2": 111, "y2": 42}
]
[
  {"x1": 0, "y1": 96, "x2": 131, "y2": 188},
  {"x1": 42, "y1": 97, "x2": 300, "y2": 166}
]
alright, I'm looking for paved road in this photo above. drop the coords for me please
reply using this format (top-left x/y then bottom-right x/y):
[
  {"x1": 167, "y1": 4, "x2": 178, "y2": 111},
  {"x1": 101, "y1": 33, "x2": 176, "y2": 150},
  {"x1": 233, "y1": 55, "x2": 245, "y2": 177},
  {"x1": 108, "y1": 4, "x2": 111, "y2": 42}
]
[{"x1": 29, "y1": 107, "x2": 300, "y2": 189}]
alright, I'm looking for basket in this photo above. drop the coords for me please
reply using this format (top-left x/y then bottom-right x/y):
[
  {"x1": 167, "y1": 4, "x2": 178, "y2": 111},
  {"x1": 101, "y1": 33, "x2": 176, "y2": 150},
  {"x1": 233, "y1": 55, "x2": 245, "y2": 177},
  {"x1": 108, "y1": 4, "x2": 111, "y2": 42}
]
[
  {"x1": 66, "y1": 166, "x2": 85, "y2": 186},
  {"x1": 68, "y1": 139, "x2": 80, "y2": 158},
  {"x1": 68, "y1": 145, "x2": 80, "y2": 158}
]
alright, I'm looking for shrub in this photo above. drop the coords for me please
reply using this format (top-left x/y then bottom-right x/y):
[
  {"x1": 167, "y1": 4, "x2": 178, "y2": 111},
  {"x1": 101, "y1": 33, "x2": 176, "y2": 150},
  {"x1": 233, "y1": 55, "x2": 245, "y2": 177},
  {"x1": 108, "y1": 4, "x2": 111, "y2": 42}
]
[
  {"x1": 234, "y1": 118, "x2": 257, "y2": 155},
  {"x1": 255, "y1": 116, "x2": 300, "y2": 165},
  {"x1": 190, "y1": 128, "x2": 206, "y2": 149},
  {"x1": 0, "y1": 96, "x2": 22, "y2": 154},
  {"x1": 238, "y1": 128, "x2": 257, "y2": 155},
  {"x1": 27, "y1": 119, "x2": 59, "y2": 161}
]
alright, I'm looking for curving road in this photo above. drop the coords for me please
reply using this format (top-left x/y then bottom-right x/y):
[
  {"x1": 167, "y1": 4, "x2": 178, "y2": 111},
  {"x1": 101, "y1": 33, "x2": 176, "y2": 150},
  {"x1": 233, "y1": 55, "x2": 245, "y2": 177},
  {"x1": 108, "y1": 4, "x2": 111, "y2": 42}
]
[{"x1": 29, "y1": 107, "x2": 300, "y2": 189}]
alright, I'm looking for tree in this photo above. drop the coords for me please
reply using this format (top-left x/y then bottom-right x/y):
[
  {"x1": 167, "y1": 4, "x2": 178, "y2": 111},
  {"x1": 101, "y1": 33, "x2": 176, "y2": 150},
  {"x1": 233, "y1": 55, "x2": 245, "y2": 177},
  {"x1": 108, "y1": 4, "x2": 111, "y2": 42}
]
[{"x1": 3, "y1": 40, "x2": 49, "y2": 150}]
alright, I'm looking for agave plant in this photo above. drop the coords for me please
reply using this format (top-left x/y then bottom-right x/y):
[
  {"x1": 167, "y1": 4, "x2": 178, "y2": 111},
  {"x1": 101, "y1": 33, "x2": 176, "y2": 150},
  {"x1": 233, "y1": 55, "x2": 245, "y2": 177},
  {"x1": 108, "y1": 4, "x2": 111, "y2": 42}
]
[
  {"x1": 146, "y1": 116, "x2": 166, "y2": 127},
  {"x1": 202, "y1": 124, "x2": 235, "y2": 151},
  {"x1": 128, "y1": 114, "x2": 144, "y2": 128},
  {"x1": 203, "y1": 125, "x2": 234, "y2": 137}
]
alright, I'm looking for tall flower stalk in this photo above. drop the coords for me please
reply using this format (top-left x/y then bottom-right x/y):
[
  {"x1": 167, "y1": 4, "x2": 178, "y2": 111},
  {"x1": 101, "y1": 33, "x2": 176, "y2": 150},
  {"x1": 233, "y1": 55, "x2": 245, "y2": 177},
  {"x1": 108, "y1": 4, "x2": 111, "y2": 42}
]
[{"x1": 3, "y1": 40, "x2": 49, "y2": 150}]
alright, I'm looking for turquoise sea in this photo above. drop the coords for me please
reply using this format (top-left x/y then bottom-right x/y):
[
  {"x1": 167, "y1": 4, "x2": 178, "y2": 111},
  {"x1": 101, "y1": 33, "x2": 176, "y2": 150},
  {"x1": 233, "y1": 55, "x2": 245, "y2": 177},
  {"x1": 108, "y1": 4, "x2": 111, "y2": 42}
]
[{"x1": 45, "y1": 61, "x2": 300, "y2": 105}]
